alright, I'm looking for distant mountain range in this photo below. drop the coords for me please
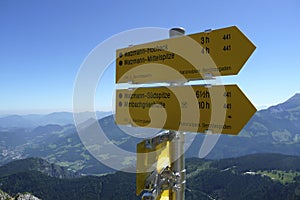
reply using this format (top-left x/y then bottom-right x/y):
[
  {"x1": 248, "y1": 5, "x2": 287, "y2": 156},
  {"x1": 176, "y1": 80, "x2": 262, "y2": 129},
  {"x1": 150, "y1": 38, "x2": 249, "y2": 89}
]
[
  {"x1": 190, "y1": 93, "x2": 300, "y2": 159},
  {"x1": 0, "y1": 111, "x2": 112, "y2": 128},
  {"x1": 0, "y1": 154, "x2": 299, "y2": 200},
  {"x1": 0, "y1": 94, "x2": 299, "y2": 175}
]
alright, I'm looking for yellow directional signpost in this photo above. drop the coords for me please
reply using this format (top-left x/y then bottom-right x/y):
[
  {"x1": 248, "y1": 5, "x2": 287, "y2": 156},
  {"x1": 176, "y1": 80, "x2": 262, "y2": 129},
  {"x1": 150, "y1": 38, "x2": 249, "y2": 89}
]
[
  {"x1": 114, "y1": 26, "x2": 256, "y2": 200},
  {"x1": 116, "y1": 26, "x2": 255, "y2": 83},
  {"x1": 116, "y1": 84, "x2": 256, "y2": 135}
]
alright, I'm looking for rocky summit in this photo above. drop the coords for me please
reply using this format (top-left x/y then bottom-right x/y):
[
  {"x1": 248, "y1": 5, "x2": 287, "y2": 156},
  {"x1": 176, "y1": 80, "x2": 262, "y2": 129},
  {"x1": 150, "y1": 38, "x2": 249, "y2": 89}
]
[{"x1": 0, "y1": 190, "x2": 41, "y2": 200}]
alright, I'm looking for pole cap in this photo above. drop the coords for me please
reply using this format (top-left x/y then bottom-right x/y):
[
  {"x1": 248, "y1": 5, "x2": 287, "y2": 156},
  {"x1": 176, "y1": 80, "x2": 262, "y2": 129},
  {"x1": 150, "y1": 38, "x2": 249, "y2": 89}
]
[{"x1": 169, "y1": 27, "x2": 185, "y2": 38}]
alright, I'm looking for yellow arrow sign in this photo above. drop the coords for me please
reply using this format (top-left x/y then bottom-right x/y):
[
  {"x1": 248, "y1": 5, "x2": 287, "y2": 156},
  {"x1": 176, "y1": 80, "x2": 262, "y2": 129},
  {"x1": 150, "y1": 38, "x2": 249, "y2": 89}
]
[
  {"x1": 116, "y1": 26, "x2": 255, "y2": 83},
  {"x1": 115, "y1": 84, "x2": 256, "y2": 135}
]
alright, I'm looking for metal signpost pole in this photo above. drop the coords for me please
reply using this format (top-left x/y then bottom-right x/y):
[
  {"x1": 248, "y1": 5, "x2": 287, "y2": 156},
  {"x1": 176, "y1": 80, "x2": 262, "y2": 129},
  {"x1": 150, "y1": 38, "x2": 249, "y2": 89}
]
[
  {"x1": 169, "y1": 28, "x2": 186, "y2": 200},
  {"x1": 169, "y1": 130, "x2": 186, "y2": 200}
]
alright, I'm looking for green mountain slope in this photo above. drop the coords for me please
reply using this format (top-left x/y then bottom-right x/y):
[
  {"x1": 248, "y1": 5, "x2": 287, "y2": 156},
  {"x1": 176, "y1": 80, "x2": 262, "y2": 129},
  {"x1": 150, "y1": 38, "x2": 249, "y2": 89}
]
[
  {"x1": 0, "y1": 170, "x2": 138, "y2": 200},
  {"x1": 0, "y1": 157, "x2": 80, "y2": 179},
  {"x1": 185, "y1": 154, "x2": 300, "y2": 200},
  {"x1": 0, "y1": 155, "x2": 299, "y2": 200}
]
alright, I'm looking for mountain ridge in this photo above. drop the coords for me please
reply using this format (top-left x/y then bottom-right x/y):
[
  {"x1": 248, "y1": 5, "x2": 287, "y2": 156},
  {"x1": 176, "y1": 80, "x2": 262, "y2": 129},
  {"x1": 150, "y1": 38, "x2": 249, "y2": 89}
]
[{"x1": 0, "y1": 111, "x2": 112, "y2": 128}]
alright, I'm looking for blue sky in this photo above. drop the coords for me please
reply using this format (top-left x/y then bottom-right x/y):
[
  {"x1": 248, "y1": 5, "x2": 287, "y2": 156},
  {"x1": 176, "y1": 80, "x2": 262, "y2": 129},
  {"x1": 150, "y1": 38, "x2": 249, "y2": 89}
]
[{"x1": 0, "y1": 0, "x2": 299, "y2": 114}]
